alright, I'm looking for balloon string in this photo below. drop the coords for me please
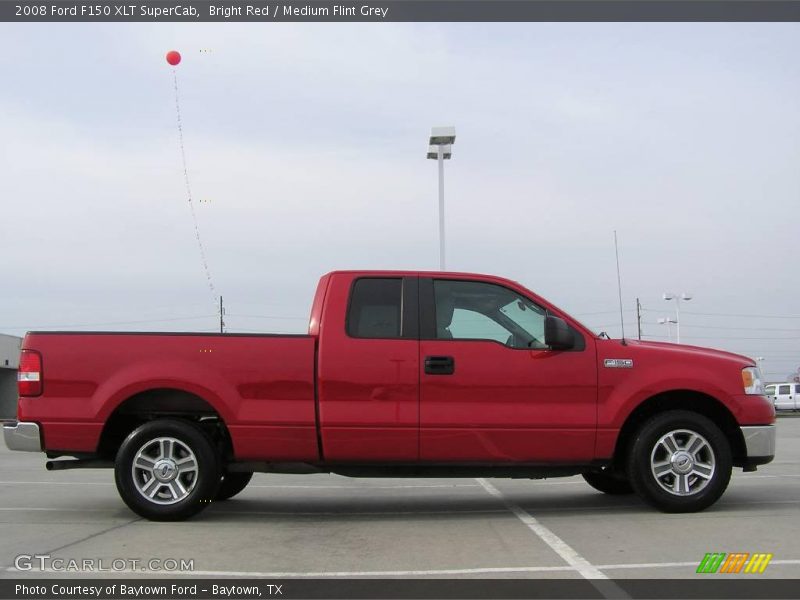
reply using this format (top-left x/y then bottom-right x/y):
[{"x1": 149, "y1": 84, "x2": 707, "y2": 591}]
[{"x1": 172, "y1": 68, "x2": 218, "y2": 306}]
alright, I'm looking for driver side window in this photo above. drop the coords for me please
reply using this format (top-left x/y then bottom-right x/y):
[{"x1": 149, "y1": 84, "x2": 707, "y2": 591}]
[{"x1": 433, "y1": 280, "x2": 548, "y2": 349}]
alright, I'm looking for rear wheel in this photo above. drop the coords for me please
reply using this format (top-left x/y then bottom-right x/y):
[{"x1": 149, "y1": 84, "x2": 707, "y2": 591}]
[
  {"x1": 627, "y1": 410, "x2": 731, "y2": 513},
  {"x1": 582, "y1": 469, "x2": 634, "y2": 495},
  {"x1": 114, "y1": 419, "x2": 221, "y2": 521},
  {"x1": 216, "y1": 471, "x2": 253, "y2": 501}
]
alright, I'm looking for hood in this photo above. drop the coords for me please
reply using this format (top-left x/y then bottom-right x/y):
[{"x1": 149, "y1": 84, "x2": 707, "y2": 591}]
[{"x1": 603, "y1": 338, "x2": 755, "y2": 367}]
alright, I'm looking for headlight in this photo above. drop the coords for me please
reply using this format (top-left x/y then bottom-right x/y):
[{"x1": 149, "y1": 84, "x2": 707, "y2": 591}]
[{"x1": 742, "y1": 366, "x2": 765, "y2": 395}]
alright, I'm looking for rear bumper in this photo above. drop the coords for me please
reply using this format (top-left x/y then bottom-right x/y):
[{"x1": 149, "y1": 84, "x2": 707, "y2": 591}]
[
  {"x1": 739, "y1": 424, "x2": 775, "y2": 466},
  {"x1": 3, "y1": 421, "x2": 42, "y2": 452}
]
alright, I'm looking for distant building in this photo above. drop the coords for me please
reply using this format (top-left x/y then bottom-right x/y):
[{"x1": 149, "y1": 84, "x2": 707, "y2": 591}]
[{"x1": 0, "y1": 334, "x2": 22, "y2": 419}]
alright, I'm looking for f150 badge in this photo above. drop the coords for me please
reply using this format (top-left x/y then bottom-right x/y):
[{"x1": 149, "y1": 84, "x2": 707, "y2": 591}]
[{"x1": 604, "y1": 358, "x2": 634, "y2": 368}]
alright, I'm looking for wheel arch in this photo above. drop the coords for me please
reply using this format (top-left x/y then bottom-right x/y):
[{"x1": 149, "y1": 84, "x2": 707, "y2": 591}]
[
  {"x1": 612, "y1": 390, "x2": 746, "y2": 470},
  {"x1": 97, "y1": 387, "x2": 233, "y2": 461}
]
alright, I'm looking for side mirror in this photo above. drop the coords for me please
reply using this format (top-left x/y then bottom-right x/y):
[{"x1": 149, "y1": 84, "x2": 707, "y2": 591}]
[{"x1": 544, "y1": 315, "x2": 574, "y2": 351}]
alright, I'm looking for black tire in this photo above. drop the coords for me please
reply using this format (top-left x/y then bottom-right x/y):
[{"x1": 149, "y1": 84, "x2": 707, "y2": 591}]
[
  {"x1": 114, "y1": 419, "x2": 221, "y2": 521},
  {"x1": 627, "y1": 410, "x2": 732, "y2": 513},
  {"x1": 215, "y1": 472, "x2": 253, "y2": 501},
  {"x1": 582, "y1": 469, "x2": 634, "y2": 495}
]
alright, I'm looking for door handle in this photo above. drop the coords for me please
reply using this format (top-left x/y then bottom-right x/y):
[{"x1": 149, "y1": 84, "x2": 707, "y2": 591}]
[{"x1": 425, "y1": 355, "x2": 455, "y2": 375}]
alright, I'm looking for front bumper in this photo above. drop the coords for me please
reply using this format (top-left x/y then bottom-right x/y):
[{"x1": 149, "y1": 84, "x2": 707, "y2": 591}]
[
  {"x1": 739, "y1": 424, "x2": 776, "y2": 465},
  {"x1": 3, "y1": 421, "x2": 42, "y2": 452}
]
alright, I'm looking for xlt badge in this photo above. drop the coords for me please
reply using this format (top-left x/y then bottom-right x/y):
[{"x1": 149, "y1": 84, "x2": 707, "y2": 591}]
[{"x1": 604, "y1": 358, "x2": 634, "y2": 368}]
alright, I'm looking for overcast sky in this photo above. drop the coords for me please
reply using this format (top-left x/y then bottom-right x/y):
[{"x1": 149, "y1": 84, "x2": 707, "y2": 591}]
[{"x1": 0, "y1": 22, "x2": 798, "y2": 380}]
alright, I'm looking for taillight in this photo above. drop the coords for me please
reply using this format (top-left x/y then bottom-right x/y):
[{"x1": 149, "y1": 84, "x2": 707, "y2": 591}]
[{"x1": 18, "y1": 350, "x2": 43, "y2": 397}]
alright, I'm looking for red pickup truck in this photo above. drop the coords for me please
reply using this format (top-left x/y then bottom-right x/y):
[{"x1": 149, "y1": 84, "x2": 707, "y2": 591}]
[{"x1": 5, "y1": 271, "x2": 775, "y2": 520}]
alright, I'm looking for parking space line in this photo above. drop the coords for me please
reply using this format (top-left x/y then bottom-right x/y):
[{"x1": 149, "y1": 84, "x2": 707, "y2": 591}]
[
  {"x1": 8, "y1": 558, "x2": 800, "y2": 578},
  {"x1": 475, "y1": 479, "x2": 606, "y2": 579},
  {"x1": 4, "y1": 565, "x2": 577, "y2": 577},
  {"x1": 0, "y1": 481, "x2": 111, "y2": 486},
  {"x1": 0, "y1": 507, "x2": 119, "y2": 512},
  {"x1": 0, "y1": 507, "x2": 508, "y2": 517},
  {"x1": 476, "y1": 479, "x2": 630, "y2": 599},
  {"x1": 1, "y1": 475, "x2": 796, "y2": 488},
  {"x1": 596, "y1": 559, "x2": 800, "y2": 570},
  {"x1": 1, "y1": 498, "x2": 798, "y2": 514}
]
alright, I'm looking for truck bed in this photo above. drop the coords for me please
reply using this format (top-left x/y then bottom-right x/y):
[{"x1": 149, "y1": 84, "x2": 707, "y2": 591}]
[{"x1": 18, "y1": 332, "x2": 319, "y2": 461}]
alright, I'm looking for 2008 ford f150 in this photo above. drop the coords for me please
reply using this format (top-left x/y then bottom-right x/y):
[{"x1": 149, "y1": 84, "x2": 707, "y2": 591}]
[{"x1": 4, "y1": 271, "x2": 776, "y2": 520}]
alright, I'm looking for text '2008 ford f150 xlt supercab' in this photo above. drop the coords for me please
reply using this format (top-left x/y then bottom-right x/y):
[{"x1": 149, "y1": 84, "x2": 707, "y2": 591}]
[{"x1": 4, "y1": 271, "x2": 776, "y2": 520}]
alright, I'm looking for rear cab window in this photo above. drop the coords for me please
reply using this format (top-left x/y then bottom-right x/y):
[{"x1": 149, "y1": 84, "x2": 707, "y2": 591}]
[
  {"x1": 345, "y1": 277, "x2": 418, "y2": 340},
  {"x1": 347, "y1": 278, "x2": 402, "y2": 338}
]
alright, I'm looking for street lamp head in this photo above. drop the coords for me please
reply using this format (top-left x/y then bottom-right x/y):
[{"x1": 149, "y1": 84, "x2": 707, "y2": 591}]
[
  {"x1": 429, "y1": 126, "x2": 456, "y2": 146},
  {"x1": 658, "y1": 317, "x2": 677, "y2": 324},
  {"x1": 681, "y1": 293, "x2": 692, "y2": 301},
  {"x1": 663, "y1": 293, "x2": 675, "y2": 301},
  {"x1": 427, "y1": 144, "x2": 452, "y2": 160}
]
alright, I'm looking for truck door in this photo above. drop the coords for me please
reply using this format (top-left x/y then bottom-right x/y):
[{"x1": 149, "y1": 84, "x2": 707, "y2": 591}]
[
  {"x1": 775, "y1": 384, "x2": 792, "y2": 410},
  {"x1": 317, "y1": 275, "x2": 419, "y2": 461},
  {"x1": 418, "y1": 277, "x2": 597, "y2": 463}
]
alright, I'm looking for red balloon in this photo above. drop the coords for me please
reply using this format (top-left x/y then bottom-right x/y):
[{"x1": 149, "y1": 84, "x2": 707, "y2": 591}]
[{"x1": 166, "y1": 50, "x2": 181, "y2": 66}]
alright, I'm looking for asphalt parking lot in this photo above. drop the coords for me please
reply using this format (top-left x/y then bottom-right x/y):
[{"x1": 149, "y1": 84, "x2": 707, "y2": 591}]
[{"x1": 0, "y1": 416, "x2": 798, "y2": 582}]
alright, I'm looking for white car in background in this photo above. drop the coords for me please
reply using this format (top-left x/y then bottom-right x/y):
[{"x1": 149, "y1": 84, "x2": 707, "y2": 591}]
[{"x1": 766, "y1": 383, "x2": 800, "y2": 412}]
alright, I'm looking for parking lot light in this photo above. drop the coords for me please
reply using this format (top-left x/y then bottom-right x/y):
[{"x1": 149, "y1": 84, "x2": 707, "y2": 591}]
[
  {"x1": 427, "y1": 127, "x2": 456, "y2": 271},
  {"x1": 663, "y1": 292, "x2": 692, "y2": 343}
]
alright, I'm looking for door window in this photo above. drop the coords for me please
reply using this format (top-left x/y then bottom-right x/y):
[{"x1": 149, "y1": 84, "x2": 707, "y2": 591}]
[
  {"x1": 433, "y1": 280, "x2": 548, "y2": 349},
  {"x1": 778, "y1": 385, "x2": 790, "y2": 395}
]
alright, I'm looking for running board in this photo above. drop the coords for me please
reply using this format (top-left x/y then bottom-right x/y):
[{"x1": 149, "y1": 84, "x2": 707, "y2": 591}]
[{"x1": 46, "y1": 459, "x2": 114, "y2": 471}]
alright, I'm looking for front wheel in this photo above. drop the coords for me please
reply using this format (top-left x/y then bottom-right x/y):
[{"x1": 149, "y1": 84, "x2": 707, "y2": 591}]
[
  {"x1": 115, "y1": 419, "x2": 221, "y2": 521},
  {"x1": 627, "y1": 410, "x2": 732, "y2": 513}
]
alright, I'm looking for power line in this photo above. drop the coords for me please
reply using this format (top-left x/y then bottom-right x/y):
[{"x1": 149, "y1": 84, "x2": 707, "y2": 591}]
[
  {"x1": 573, "y1": 310, "x2": 636, "y2": 317},
  {"x1": 642, "y1": 308, "x2": 800, "y2": 319},
  {"x1": 653, "y1": 335, "x2": 800, "y2": 341},
  {"x1": 667, "y1": 324, "x2": 800, "y2": 332},
  {"x1": 226, "y1": 314, "x2": 308, "y2": 321}
]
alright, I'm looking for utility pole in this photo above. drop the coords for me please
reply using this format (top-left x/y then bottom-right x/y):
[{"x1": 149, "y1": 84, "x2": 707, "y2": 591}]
[
  {"x1": 219, "y1": 296, "x2": 225, "y2": 333},
  {"x1": 636, "y1": 298, "x2": 642, "y2": 340}
]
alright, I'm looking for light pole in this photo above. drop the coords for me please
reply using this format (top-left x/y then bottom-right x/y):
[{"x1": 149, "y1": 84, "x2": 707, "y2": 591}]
[
  {"x1": 427, "y1": 126, "x2": 456, "y2": 271},
  {"x1": 663, "y1": 292, "x2": 692, "y2": 343},
  {"x1": 657, "y1": 317, "x2": 677, "y2": 342}
]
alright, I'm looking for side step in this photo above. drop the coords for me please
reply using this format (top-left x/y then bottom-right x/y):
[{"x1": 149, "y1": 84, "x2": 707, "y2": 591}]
[{"x1": 46, "y1": 459, "x2": 114, "y2": 471}]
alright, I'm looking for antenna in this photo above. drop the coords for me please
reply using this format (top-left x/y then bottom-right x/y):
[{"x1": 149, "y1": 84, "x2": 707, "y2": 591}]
[{"x1": 614, "y1": 231, "x2": 627, "y2": 345}]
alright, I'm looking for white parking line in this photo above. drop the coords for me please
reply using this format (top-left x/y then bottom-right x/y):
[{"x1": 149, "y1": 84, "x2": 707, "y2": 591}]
[
  {"x1": 596, "y1": 559, "x2": 800, "y2": 570},
  {"x1": 15, "y1": 558, "x2": 800, "y2": 578},
  {"x1": 476, "y1": 479, "x2": 631, "y2": 600},
  {"x1": 0, "y1": 507, "x2": 507, "y2": 517},
  {"x1": 475, "y1": 479, "x2": 607, "y2": 580},
  {"x1": 5, "y1": 565, "x2": 576, "y2": 577},
  {"x1": 1, "y1": 498, "x2": 799, "y2": 514},
  {"x1": 0, "y1": 481, "x2": 111, "y2": 486}
]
